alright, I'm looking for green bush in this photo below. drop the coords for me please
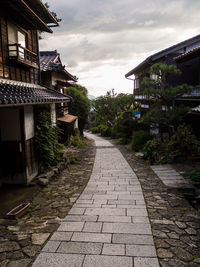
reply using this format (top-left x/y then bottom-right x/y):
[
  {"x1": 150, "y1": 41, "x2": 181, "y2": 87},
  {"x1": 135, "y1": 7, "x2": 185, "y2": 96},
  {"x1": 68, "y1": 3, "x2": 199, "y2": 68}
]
[
  {"x1": 71, "y1": 136, "x2": 87, "y2": 148},
  {"x1": 98, "y1": 124, "x2": 111, "y2": 137},
  {"x1": 168, "y1": 123, "x2": 196, "y2": 157},
  {"x1": 143, "y1": 139, "x2": 169, "y2": 164},
  {"x1": 189, "y1": 170, "x2": 200, "y2": 182},
  {"x1": 131, "y1": 130, "x2": 153, "y2": 152},
  {"x1": 90, "y1": 126, "x2": 100, "y2": 134},
  {"x1": 112, "y1": 111, "x2": 138, "y2": 144}
]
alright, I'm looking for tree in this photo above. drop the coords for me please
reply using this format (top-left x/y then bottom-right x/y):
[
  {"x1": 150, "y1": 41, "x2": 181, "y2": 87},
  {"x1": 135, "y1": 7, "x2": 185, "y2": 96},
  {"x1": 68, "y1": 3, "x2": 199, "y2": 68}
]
[
  {"x1": 67, "y1": 87, "x2": 91, "y2": 135},
  {"x1": 72, "y1": 84, "x2": 88, "y2": 96},
  {"x1": 141, "y1": 63, "x2": 193, "y2": 134},
  {"x1": 92, "y1": 90, "x2": 136, "y2": 126}
]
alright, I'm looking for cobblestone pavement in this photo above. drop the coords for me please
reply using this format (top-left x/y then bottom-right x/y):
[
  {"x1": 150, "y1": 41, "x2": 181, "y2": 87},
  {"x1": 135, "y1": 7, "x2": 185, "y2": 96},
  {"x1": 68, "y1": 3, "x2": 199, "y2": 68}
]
[{"x1": 32, "y1": 133, "x2": 159, "y2": 267}]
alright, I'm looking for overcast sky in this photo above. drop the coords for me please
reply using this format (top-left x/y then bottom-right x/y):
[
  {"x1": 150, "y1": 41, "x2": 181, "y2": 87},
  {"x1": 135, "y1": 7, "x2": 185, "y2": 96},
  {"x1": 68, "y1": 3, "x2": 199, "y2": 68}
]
[{"x1": 39, "y1": 0, "x2": 200, "y2": 97}]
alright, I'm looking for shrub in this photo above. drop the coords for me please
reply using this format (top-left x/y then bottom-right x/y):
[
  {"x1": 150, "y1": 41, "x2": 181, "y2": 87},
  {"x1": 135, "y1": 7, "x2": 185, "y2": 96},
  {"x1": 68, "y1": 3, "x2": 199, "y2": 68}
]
[
  {"x1": 90, "y1": 126, "x2": 100, "y2": 134},
  {"x1": 98, "y1": 124, "x2": 111, "y2": 137},
  {"x1": 189, "y1": 170, "x2": 200, "y2": 182},
  {"x1": 168, "y1": 124, "x2": 196, "y2": 157},
  {"x1": 71, "y1": 136, "x2": 87, "y2": 148},
  {"x1": 131, "y1": 130, "x2": 153, "y2": 152},
  {"x1": 112, "y1": 111, "x2": 138, "y2": 144},
  {"x1": 143, "y1": 139, "x2": 169, "y2": 164}
]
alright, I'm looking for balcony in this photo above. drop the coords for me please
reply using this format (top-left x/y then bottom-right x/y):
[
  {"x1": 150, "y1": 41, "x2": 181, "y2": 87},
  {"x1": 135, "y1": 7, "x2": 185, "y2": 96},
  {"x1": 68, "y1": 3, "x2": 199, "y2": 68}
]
[{"x1": 8, "y1": 44, "x2": 38, "y2": 69}]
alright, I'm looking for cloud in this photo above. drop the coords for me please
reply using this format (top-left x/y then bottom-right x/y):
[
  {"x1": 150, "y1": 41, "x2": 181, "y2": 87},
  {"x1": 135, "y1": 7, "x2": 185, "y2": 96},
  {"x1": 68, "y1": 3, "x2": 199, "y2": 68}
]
[{"x1": 40, "y1": 0, "x2": 200, "y2": 96}]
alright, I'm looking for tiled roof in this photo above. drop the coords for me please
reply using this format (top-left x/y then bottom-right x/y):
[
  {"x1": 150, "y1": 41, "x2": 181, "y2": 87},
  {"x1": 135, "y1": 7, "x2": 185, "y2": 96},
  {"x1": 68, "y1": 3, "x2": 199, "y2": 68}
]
[
  {"x1": 57, "y1": 114, "x2": 78, "y2": 123},
  {"x1": 125, "y1": 34, "x2": 200, "y2": 77},
  {"x1": 0, "y1": 79, "x2": 71, "y2": 106},
  {"x1": 174, "y1": 46, "x2": 200, "y2": 62},
  {"x1": 180, "y1": 87, "x2": 200, "y2": 98},
  {"x1": 40, "y1": 51, "x2": 77, "y2": 82},
  {"x1": 40, "y1": 51, "x2": 61, "y2": 72},
  {"x1": 191, "y1": 105, "x2": 200, "y2": 113}
]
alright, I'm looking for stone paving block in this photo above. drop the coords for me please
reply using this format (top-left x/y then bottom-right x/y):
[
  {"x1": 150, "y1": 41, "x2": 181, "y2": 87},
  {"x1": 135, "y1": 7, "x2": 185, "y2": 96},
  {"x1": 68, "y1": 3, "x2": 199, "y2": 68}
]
[
  {"x1": 109, "y1": 182, "x2": 129, "y2": 185},
  {"x1": 63, "y1": 215, "x2": 98, "y2": 222},
  {"x1": 96, "y1": 186, "x2": 115, "y2": 191},
  {"x1": 72, "y1": 232, "x2": 112, "y2": 243},
  {"x1": 32, "y1": 253, "x2": 84, "y2": 267},
  {"x1": 101, "y1": 204, "x2": 117, "y2": 208},
  {"x1": 106, "y1": 191, "x2": 131, "y2": 195},
  {"x1": 85, "y1": 207, "x2": 126, "y2": 216},
  {"x1": 50, "y1": 232, "x2": 73, "y2": 241},
  {"x1": 57, "y1": 241, "x2": 102, "y2": 254},
  {"x1": 83, "y1": 222, "x2": 102, "y2": 232},
  {"x1": 92, "y1": 194, "x2": 118, "y2": 200},
  {"x1": 74, "y1": 203, "x2": 102, "y2": 208},
  {"x1": 102, "y1": 243, "x2": 125, "y2": 255},
  {"x1": 112, "y1": 234, "x2": 154, "y2": 245},
  {"x1": 84, "y1": 190, "x2": 107, "y2": 195},
  {"x1": 82, "y1": 255, "x2": 133, "y2": 267},
  {"x1": 129, "y1": 191, "x2": 143, "y2": 195},
  {"x1": 117, "y1": 205, "x2": 146, "y2": 209},
  {"x1": 102, "y1": 222, "x2": 151, "y2": 235},
  {"x1": 76, "y1": 199, "x2": 94, "y2": 204},
  {"x1": 108, "y1": 199, "x2": 136, "y2": 205},
  {"x1": 132, "y1": 216, "x2": 150, "y2": 224},
  {"x1": 114, "y1": 187, "x2": 128, "y2": 191},
  {"x1": 57, "y1": 222, "x2": 84, "y2": 232},
  {"x1": 126, "y1": 244, "x2": 157, "y2": 257},
  {"x1": 118, "y1": 195, "x2": 143, "y2": 200},
  {"x1": 93, "y1": 199, "x2": 108, "y2": 204},
  {"x1": 78, "y1": 194, "x2": 93, "y2": 200},
  {"x1": 136, "y1": 200, "x2": 145, "y2": 205},
  {"x1": 98, "y1": 215, "x2": 132, "y2": 223},
  {"x1": 68, "y1": 207, "x2": 86, "y2": 215},
  {"x1": 127, "y1": 208, "x2": 148, "y2": 217},
  {"x1": 134, "y1": 257, "x2": 160, "y2": 267},
  {"x1": 42, "y1": 241, "x2": 60, "y2": 252}
]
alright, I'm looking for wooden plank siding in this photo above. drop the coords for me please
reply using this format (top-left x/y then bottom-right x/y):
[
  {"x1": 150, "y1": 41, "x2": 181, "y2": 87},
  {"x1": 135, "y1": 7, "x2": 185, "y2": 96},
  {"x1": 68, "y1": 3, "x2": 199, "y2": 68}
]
[{"x1": 0, "y1": 16, "x2": 39, "y2": 84}]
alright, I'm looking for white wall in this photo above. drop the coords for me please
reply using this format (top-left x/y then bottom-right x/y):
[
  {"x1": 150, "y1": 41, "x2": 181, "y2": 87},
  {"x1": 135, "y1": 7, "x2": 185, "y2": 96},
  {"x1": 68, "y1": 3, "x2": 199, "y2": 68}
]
[
  {"x1": 50, "y1": 104, "x2": 56, "y2": 126},
  {"x1": 24, "y1": 106, "x2": 34, "y2": 140}
]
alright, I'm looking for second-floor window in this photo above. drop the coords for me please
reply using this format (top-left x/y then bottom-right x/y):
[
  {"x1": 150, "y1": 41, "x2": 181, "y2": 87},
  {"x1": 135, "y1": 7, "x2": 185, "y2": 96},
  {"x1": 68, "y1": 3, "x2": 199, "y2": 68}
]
[
  {"x1": 134, "y1": 79, "x2": 140, "y2": 89},
  {"x1": 7, "y1": 21, "x2": 27, "y2": 58}
]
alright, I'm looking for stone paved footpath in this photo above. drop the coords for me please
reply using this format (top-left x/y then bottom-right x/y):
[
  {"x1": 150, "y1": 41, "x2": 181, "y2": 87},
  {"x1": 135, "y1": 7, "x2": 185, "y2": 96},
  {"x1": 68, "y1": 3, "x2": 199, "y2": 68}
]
[{"x1": 32, "y1": 133, "x2": 159, "y2": 267}]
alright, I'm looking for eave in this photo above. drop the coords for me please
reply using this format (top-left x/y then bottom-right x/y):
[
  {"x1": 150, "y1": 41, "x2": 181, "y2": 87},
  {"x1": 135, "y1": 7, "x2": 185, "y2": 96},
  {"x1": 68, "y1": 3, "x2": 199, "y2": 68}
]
[{"x1": 0, "y1": 0, "x2": 59, "y2": 33}]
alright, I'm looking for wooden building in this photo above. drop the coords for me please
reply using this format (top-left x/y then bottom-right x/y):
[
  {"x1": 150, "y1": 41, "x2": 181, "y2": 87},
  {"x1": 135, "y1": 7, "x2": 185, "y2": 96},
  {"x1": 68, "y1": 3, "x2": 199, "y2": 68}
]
[
  {"x1": 0, "y1": 0, "x2": 71, "y2": 185},
  {"x1": 125, "y1": 35, "x2": 200, "y2": 136},
  {"x1": 40, "y1": 50, "x2": 78, "y2": 144},
  {"x1": 175, "y1": 47, "x2": 200, "y2": 138}
]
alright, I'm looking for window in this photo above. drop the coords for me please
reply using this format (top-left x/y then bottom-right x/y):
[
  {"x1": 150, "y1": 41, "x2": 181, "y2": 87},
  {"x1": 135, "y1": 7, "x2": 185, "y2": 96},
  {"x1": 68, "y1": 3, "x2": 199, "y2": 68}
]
[
  {"x1": 134, "y1": 79, "x2": 139, "y2": 89},
  {"x1": 7, "y1": 21, "x2": 27, "y2": 58},
  {"x1": 150, "y1": 74, "x2": 159, "y2": 81}
]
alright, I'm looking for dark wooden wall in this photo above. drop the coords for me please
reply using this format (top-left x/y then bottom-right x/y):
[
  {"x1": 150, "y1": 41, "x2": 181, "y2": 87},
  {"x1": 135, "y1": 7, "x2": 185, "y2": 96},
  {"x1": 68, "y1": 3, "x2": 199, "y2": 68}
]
[{"x1": 0, "y1": 16, "x2": 39, "y2": 84}]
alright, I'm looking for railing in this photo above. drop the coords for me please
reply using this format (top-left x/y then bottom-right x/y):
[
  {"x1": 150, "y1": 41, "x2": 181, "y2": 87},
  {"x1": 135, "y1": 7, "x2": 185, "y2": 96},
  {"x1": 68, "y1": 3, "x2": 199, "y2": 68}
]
[{"x1": 8, "y1": 44, "x2": 38, "y2": 69}]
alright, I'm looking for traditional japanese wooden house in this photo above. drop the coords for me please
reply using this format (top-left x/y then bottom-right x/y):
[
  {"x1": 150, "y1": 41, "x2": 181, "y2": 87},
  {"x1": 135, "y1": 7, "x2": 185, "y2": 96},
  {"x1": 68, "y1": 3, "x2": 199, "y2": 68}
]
[
  {"x1": 125, "y1": 34, "x2": 200, "y2": 111},
  {"x1": 0, "y1": 0, "x2": 71, "y2": 185},
  {"x1": 40, "y1": 50, "x2": 78, "y2": 144},
  {"x1": 175, "y1": 47, "x2": 200, "y2": 138},
  {"x1": 125, "y1": 35, "x2": 200, "y2": 137}
]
